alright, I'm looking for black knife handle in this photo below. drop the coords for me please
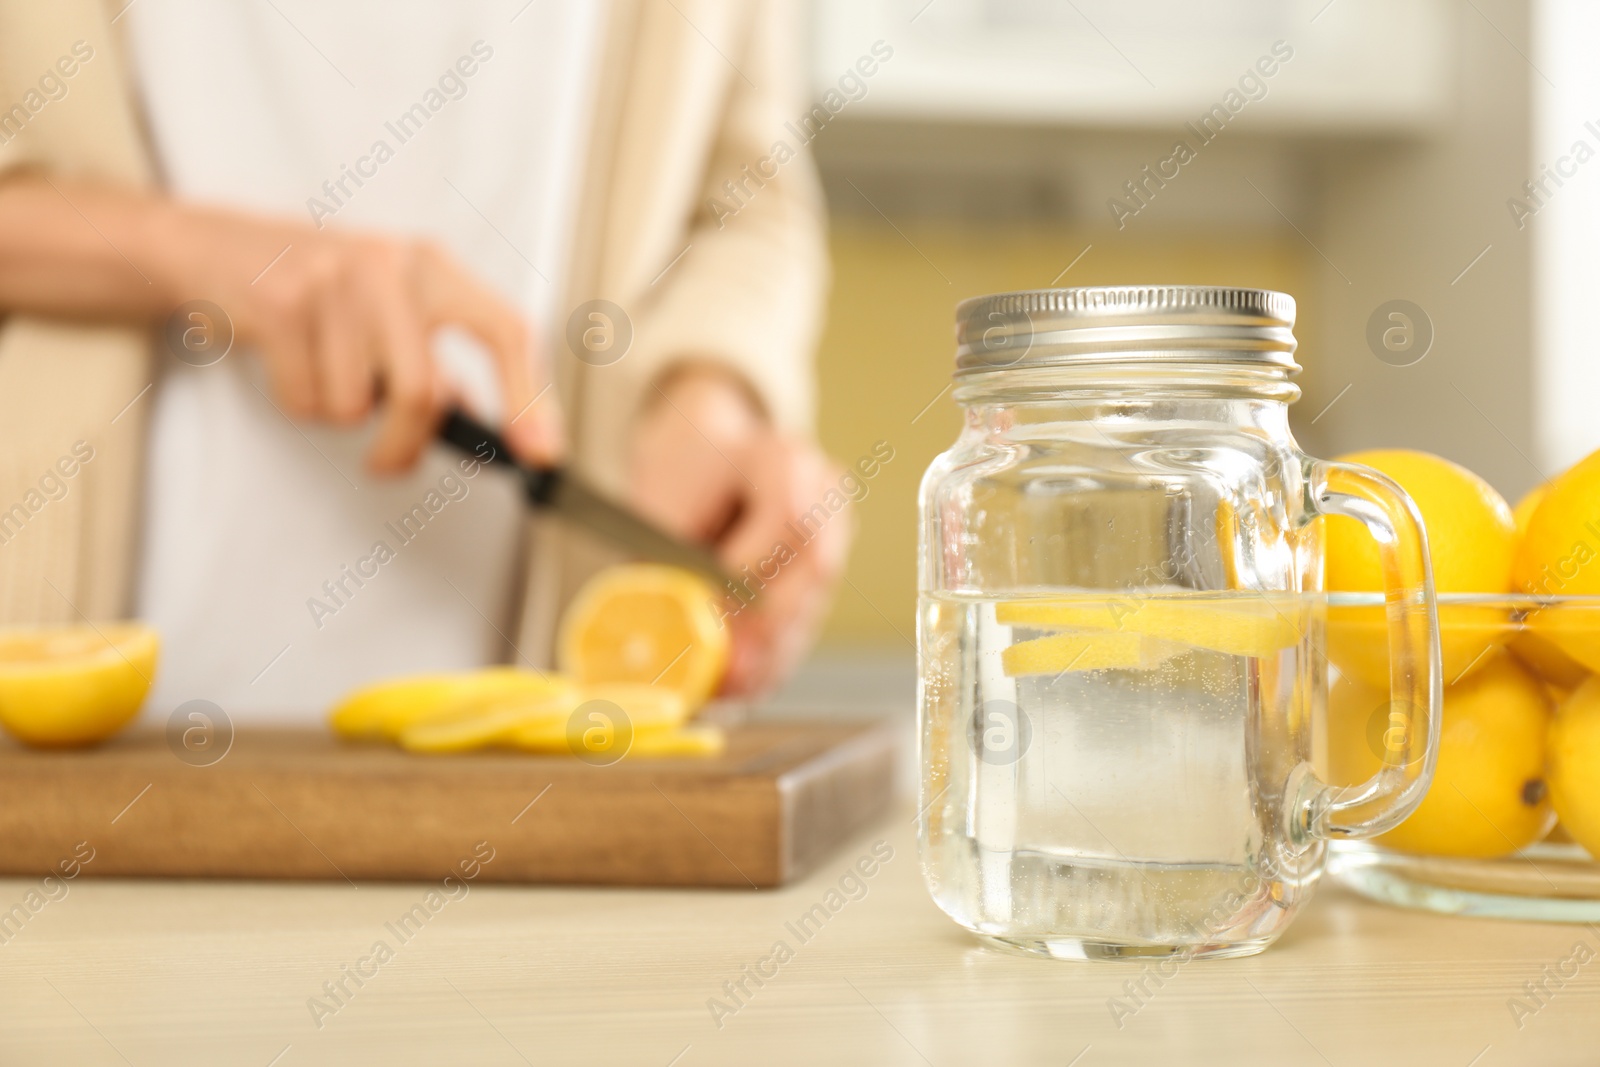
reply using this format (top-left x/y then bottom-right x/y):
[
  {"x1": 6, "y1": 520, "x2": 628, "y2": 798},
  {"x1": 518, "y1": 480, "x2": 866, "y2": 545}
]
[{"x1": 436, "y1": 409, "x2": 558, "y2": 506}]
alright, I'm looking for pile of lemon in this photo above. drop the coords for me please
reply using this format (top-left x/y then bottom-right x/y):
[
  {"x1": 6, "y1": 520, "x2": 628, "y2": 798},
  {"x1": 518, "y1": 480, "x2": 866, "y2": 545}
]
[
  {"x1": 0, "y1": 563, "x2": 730, "y2": 763},
  {"x1": 1325, "y1": 449, "x2": 1600, "y2": 862}
]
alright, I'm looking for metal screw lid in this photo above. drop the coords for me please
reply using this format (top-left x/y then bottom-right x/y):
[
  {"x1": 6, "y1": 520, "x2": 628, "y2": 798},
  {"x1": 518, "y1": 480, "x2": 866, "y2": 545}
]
[{"x1": 954, "y1": 286, "x2": 1299, "y2": 376}]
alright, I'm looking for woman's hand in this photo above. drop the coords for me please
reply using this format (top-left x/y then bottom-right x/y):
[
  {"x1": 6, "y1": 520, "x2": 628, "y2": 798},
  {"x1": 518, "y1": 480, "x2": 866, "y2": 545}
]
[
  {"x1": 152, "y1": 203, "x2": 562, "y2": 472},
  {"x1": 628, "y1": 366, "x2": 851, "y2": 696},
  {"x1": 0, "y1": 176, "x2": 562, "y2": 472}
]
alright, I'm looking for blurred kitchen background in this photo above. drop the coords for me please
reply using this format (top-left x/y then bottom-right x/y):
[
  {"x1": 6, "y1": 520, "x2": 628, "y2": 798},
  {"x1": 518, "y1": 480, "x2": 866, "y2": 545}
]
[{"x1": 775, "y1": 0, "x2": 1594, "y2": 703}]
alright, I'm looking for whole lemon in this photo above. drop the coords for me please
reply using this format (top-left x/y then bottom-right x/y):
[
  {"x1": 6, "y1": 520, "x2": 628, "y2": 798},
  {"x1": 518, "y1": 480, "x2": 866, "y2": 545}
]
[
  {"x1": 1514, "y1": 450, "x2": 1600, "y2": 596},
  {"x1": 1509, "y1": 628, "x2": 1590, "y2": 692},
  {"x1": 1324, "y1": 671, "x2": 1394, "y2": 789},
  {"x1": 1513, "y1": 481, "x2": 1549, "y2": 537},
  {"x1": 1327, "y1": 449, "x2": 1516, "y2": 593},
  {"x1": 1375, "y1": 654, "x2": 1553, "y2": 858},
  {"x1": 1548, "y1": 677, "x2": 1600, "y2": 860},
  {"x1": 1513, "y1": 451, "x2": 1600, "y2": 673},
  {"x1": 1325, "y1": 450, "x2": 1517, "y2": 688},
  {"x1": 1507, "y1": 480, "x2": 1593, "y2": 688}
]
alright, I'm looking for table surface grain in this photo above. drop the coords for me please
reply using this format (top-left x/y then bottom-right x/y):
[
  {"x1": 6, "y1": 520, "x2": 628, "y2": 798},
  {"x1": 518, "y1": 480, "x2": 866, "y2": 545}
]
[{"x1": 1, "y1": 801, "x2": 1597, "y2": 1067}]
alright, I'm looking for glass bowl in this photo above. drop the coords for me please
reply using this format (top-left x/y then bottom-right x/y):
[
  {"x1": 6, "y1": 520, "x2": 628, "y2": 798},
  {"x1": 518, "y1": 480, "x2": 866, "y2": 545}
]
[{"x1": 1322, "y1": 592, "x2": 1600, "y2": 922}]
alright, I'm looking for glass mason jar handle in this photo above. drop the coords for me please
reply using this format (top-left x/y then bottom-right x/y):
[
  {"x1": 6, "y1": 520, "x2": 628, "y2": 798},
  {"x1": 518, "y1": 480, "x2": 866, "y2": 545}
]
[{"x1": 1297, "y1": 458, "x2": 1443, "y2": 841}]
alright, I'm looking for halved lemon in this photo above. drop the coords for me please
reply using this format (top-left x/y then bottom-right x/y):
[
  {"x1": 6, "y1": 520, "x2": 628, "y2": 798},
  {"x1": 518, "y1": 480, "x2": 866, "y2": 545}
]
[
  {"x1": 558, "y1": 564, "x2": 729, "y2": 708},
  {"x1": 329, "y1": 667, "x2": 564, "y2": 739},
  {"x1": 0, "y1": 623, "x2": 159, "y2": 747}
]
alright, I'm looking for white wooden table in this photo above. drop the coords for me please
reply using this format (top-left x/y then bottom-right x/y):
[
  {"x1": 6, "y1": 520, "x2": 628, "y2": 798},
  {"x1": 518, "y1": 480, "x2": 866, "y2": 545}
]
[{"x1": 1, "y1": 799, "x2": 1597, "y2": 1066}]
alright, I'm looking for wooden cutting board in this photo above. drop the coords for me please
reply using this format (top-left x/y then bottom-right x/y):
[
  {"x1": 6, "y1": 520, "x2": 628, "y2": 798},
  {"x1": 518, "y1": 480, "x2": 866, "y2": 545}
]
[{"x1": 0, "y1": 721, "x2": 896, "y2": 888}]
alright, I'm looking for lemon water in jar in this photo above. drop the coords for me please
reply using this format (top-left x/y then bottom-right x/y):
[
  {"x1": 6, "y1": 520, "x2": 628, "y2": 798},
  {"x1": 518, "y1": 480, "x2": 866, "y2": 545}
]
[{"x1": 916, "y1": 287, "x2": 1444, "y2": 960}]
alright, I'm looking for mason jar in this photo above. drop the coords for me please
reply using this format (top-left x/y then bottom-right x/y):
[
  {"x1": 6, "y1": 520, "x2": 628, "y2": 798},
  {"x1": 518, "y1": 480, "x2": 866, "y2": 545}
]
[{"x1": 917, "y1": 286, "x2": 1443, "y2": 960}]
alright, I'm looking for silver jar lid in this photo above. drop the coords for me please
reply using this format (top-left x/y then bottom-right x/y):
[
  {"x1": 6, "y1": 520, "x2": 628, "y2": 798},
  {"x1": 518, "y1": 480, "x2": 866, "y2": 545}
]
[{"x1": 954, "y1": 286, "x2": 1299, "y2": 376}]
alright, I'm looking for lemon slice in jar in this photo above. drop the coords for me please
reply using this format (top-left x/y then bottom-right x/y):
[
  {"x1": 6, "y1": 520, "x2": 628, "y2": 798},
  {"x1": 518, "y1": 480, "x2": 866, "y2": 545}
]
[
  {"x1": 996, "y1": 593, "x2": 1308, "y2": 659},
  {"x1": 1000, "y1": 630, "x2": 1185, "y2": 677}
]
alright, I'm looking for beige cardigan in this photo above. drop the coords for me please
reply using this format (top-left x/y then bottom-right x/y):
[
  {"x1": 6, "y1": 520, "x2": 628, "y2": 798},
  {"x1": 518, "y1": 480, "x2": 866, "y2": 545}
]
[{"x1": 0, "y1": 0, "x2": 828, "y2": 664}]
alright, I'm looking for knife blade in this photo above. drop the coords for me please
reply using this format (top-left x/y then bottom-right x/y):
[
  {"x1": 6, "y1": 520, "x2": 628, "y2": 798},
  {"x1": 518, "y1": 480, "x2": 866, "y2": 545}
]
[{"x1": 436, "y1": 409, "x2": 730, "y2": 586}]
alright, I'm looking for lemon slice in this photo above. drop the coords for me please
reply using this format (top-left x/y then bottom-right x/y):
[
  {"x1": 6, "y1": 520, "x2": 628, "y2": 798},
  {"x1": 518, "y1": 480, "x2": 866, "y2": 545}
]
[
  {"x1": 629, "y1": 724, "x2": 726, "y2": 758},
  {"x1": 504, "y1": 683, "x2": 691, "y2": 749},
  {"x1": 504, "y1": 719, "x2": 569, "y2": 751},
  {"x1": 1000, "y1": 631, "x2": 1184, "y2": 677},
  {"x1": 996, "y1": 594, "x2": 1307, "y2": 658},
  {"x1": 329, "y1": 667, "x2": 564, "y2": 739},
  {"x1": 0, "y1": 623, "x2": 159, "y2": 747},
  {"x1": 511, "y1": 722, "x2": 724, "y2": 758},
  {"x1": 397, "y1": 683, "x2": 579, "y2": 754},
  {"x1": 558, "y1": 564, "x2": 729, "y2": 708},
  {"x1": 504, "y1": 684, "x2": 691, "y2": 753},
  {"x1": 574, "y1": 683, "x2": 692, "y2": 727}
]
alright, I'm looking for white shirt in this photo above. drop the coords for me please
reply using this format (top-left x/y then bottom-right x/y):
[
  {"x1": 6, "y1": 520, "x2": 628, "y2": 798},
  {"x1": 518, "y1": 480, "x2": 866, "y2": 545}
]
[{"x1": 126, "y1": 1, "x2": 604, "y2": 720}]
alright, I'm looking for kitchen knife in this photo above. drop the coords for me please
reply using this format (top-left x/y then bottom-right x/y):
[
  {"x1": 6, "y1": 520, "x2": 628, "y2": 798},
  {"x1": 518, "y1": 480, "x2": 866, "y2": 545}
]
[{"x1": 436, "y1": 409, "x2": 730, "y2": 586}]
